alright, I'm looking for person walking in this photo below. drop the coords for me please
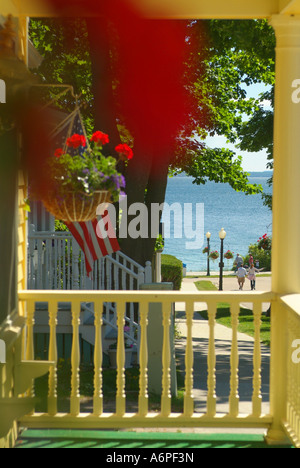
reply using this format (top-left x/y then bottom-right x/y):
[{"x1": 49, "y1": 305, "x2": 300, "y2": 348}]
[
  {"x1": 234, "y1": 253, "x2": 243, "y2": 272},
  {"x1": 247, "y1": 264, "x2": 259, "y2": 290},
  {"x1": 236, "y1": 264, "x2": 247, "y2": 290}
]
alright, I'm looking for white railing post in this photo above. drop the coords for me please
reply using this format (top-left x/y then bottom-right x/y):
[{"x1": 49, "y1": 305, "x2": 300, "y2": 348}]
[
  {"x1": 154, "y1": 251, "x2": 162, "y2": 283},
  {"x1": 139, "y1": 282, "x2": 177, "y2": 397},
  {"x1": 28, "y1": 225, "x2": 36, "y2": 290},
  {"x1": 72, "y1": 242, "x2": 80, "y2": 290},
  {"x1": 138, "y1": 267, "x2": 145, "y2": 287},
  {"x1": 144, "y1": 261, "x2": 152, "y2": 284}
]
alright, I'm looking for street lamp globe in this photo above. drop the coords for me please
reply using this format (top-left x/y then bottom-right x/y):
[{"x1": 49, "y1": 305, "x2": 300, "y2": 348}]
[
  {"x1": 206, "y1": 232, "x2": 211, "y2": 239},
  {"x1": 219, "y1": 228, "x2": 226, "y2": 240}
]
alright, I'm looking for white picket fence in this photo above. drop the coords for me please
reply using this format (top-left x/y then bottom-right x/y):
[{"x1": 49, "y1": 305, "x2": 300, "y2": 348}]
[
  {"x1": 27, "y1": 225, "x2": 152, "y2": 351},
  {"x1": 28, "y1": 225, "x2": 152, "y2": 291}
]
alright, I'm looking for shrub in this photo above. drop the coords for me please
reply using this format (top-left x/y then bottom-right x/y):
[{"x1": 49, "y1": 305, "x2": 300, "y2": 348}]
[
  {"x1": 244, "y1": 244, "x2": 271, "y2": 271},
  {"x1": 161, "y1": 254, "x2": 183, "y2": 290}
]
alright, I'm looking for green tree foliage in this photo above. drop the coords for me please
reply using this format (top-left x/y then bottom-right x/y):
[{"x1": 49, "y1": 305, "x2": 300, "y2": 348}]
[
  {"x1": 29, "y1": 17, "x2": 264, "y2": 195},
  {"x1": 29, "y1": 18, "x2": 94, "y2": 133},
  {"x1": 244, "y1": 243, "x2": 271, "y2": 271},
  {"x1": 28, "y1": 18, "x2": 273, "y2": 263},
  {"x1": 195, "y1": 19, "x2": 275, "y2": 208}
]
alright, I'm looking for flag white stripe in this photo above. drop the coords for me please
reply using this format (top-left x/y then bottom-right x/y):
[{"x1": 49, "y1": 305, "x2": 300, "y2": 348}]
[
  {"x1": 89, "y1": 221, "x2": 108, "y2": 258},
  {"x1": 72, "y1": 222, "x2": 95, "y2": 267}
]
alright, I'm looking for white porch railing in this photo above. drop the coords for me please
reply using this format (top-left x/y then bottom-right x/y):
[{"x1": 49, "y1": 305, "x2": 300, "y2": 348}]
[
  {"x1": 19, "y1": 289, "x2": 275, "y2": 432},
  {"x1": 279, "y1": 294, "x2": 300, "y2": 447},
  {"x1": 27, "y1": 226, "x2": 152, "y2": 348},
  {"x1": 28, "y1": 226, "x2": 152, "y2": 291}
]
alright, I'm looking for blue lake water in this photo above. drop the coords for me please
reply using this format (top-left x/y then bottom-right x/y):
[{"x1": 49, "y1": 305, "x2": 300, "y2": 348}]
[{"x1": 161, "y1": 173, "x2": 272, "y2": 272}]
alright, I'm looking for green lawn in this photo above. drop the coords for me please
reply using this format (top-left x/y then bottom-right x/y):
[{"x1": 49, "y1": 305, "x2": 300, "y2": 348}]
[
  {"x1": 34, "y1": 360, "x2": 186, "y2": 413},
  {"x1": 194, "y1": 280, "x2": 271, "y2": 347}
]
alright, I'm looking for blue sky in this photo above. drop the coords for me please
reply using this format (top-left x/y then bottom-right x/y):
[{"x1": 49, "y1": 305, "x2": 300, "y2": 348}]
[
  {"x1": 205, "y1": 135, "x2": 269, "y2": 173},
  {"x1": 205, "y1": 82, "x2": 272, "y2": 173}
]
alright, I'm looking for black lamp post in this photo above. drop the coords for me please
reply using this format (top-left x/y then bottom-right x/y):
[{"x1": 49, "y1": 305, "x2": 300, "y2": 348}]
[
  {"x1": 206, "y1": 232, "x2": 211, "y2": 276},
  {"x1": 218, "y1": 228, "x2": 226, "y2": 291}
]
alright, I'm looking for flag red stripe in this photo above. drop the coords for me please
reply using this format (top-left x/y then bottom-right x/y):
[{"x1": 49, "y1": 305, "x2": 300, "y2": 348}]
[
  {"x1": 80, "y1": 221, "x2": 98, "y2": 260},
  {"x1": 66, "y1": 222, "x2": 93, "y2": 274},
  {"x1": 66, "y1": 216, "x2": 120, "y2": 278},
  {"x1": 91, "y1": 218, "x2": 109, "y2": 257}
]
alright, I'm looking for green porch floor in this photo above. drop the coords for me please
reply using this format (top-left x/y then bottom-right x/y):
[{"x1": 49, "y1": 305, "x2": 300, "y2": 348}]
[{"x1": 15, "y1": 429, "x2": 294, "y2": 449}]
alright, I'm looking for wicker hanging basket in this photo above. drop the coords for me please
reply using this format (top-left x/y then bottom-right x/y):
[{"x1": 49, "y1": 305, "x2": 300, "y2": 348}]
[{"x1": 42, "y1": 190, "x2": 111, "y2": 222}]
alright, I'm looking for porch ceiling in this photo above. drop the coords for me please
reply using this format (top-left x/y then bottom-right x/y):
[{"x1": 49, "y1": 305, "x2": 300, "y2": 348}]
[{"x1": 5, "y1": 0, "x2": 300, "y2": 19}]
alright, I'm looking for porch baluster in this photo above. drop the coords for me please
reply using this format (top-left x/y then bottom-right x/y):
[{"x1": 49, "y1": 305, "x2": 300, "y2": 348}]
[
  {"x1": 48, "y1": 300, "x2": 58, "y2": 416},
  {"x1": 161, "y1": 301, "x2": 172, "y2": 417},
  {"x1": 252, "y1": 301, "x2": 262, "y2": 417},
  {"x1": 93, "y1": 300, "x2": 103, "y2": 416},
  {"x1": 184, "y1": 300, "x2": 194, "y2": 417},
  {"x1": 229, "y1": 302, "x2": 240, "y2": 417},
  {"x1": 138, "y1": 302, "x2": 149, "y2": 417},
  {"x1": 116, "y1": 300, "x2": 126, "y2": 416},
  {"x1": 70, "y1": 300, "x2": 81, "y2": 416},
  {"x1": 207, "y1": 301, "x2": 217, "y2": 417},
  {"x1": 25, "y1": 300, "x2": 35, "y2": 397}
]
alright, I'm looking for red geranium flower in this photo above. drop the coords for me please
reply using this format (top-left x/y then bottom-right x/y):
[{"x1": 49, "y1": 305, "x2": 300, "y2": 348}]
[
  {"x1": 115, "y1": 143, "x2": 133, "y2": 160},
  {"x1": 66, "y1": 133, "x2": 86, "y2": 149},
  {"x1": 90, "y1": 131, "x2": 109, "y2": 146},
  {"x1": 54, "y1": 148, "x2": 64, "y2": 158}
]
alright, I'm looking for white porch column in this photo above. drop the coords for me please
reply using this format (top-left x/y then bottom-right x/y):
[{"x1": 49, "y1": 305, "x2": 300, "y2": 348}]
[
  {"x1": 271, "y1": 15, "x2": 300, "y2": 294},
  {"x1": 267, "y1": 14, "x2": 300, "y2": 445}
]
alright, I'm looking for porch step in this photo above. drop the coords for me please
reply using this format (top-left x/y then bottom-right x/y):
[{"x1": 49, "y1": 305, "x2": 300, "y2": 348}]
[{"x1": 15, "y1": 429, "x2": 294, "y2": 449}]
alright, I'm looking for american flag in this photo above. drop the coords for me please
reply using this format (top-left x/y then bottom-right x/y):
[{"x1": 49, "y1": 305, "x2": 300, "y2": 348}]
[{"x1": 51, "y1": 108, "x2": 120, "y2": 276}]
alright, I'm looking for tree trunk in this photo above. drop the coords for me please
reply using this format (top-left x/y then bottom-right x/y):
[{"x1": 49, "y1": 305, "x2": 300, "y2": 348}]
[
  {"x1": 120, "y1": 150, "x2": 170, "y2": 266},
  {"x1": 86, "y1": 18, "x2": 174, "y2": 267},
  {"x1": 86, "y1": 18, "x2": 120, "y2": 153}
]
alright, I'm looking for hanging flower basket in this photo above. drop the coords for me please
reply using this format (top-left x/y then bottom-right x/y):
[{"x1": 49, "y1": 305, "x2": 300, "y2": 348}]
[
  {"x1": 224, "y1": 250, "x2": 234, "y2": 260},
  {"x1": 209, "y1": 250, "x2": 219, "y2": 260},
  {"x1": 30, "y1": 129, "x2": 133, "y2": 222},
  {"x1": 257, "y1": 234, "x2": 271, "y2": 251},
  {"x1": 202, "y1": 246, "x2": 209, "y2": 254},
  {"x1": 42, "y1": 190, "x2": 111, "y2": 223}
]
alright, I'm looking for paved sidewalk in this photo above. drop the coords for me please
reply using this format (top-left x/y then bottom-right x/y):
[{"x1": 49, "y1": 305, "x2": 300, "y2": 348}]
[
  {"x1": 174, "y1": 275, "x2": 271, "y2": 416},
  {"x1": 178, "y1": 273, "x2": 271, "y2": 313}
]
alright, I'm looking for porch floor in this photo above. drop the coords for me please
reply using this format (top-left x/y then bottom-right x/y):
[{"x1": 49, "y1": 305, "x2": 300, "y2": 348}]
[{"x1": 15, "y1": 429, "x2": 293, "y2": 448}]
